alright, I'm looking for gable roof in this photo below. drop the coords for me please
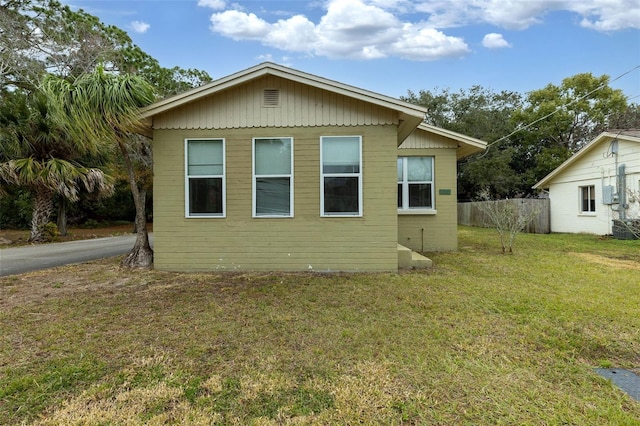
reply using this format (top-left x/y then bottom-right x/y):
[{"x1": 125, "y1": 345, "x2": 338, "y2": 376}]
[
  {"x1": 533, "y1": 129, "x2": 640, "y2": 189},
  {"x1": 141, "y1": 62, "x2": 428, "y2": 144},
  {"x1": 418, "y1": 123, "x2": 487, "y2": 159}
]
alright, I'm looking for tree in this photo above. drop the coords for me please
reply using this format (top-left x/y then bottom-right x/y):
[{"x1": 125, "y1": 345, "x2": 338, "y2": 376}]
[
  {"x1": 405, "y1": 74, "x2": 632, "y2": 199},
  {"x1": 403, "y1": 86, "x2": 523, "y2": 141},
  {"x1": 458, "y1": 147, "x2": 523, "y2": 200},
  {"x1": 1, "y1": 0, "x2": 212, "y2": 92},
  {"x1": 403, "y1": 86, "x2": 523, "y2": 199},
  {"x1": 44, "y1": 66, "x2": 155, "y2": 267},
  {"x1": 0, "y1": 89, "x2": 112, "y2": 242},
  {"x1": 2, "y1": 0, "x2": 212, "y2": 238},
  {"x1": 511, "y1": 73, "x2": 628, "y2": 190},
  {"x1": 609, "y1": 102, "x2": 640, "y2": 130},
  {"x1": 1, "y1": 0, "x2": 129, "y2": 89}
]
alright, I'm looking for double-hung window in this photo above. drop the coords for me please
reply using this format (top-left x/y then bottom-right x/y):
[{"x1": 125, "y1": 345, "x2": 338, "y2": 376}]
[
  {"x1": 580, "y1": 185, "x2": 596, "y2": 213},
  {"x1": 253, "y1": 137, "x2": 293, "y2": 217},
  {"x1": 321, "y1": 136, "x2": 362, "y2": 216},
  {"x1": 185, "y1": 139, "x2": 225, "y2": 217},
  {"x1": 397, "y1": 157, "x2": 434, "y2": 210}
]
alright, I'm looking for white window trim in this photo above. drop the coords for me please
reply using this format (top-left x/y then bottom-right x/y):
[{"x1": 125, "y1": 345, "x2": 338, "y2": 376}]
[
  {"x1": 579, "y1": 184, "x2": 596, "y2": 214},
  {"x1": 320, "y1": 136, "x2": 363, "y2": 217},
  {"x1": 252, "y1": 137, "x2": 294, "y2": 218},
  {"x1": 397, "y1": 156, "x2": 435, "y2": 212},
  {"x1": 398, "y1": 209, "x2": 437, "y2": 215},
  {"x1": 184, "y1": 138, "x2": 226, "y2": 218}
]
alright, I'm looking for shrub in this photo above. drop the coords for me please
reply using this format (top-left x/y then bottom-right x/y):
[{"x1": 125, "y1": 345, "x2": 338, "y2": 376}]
[
  {"x1": 41, "y1": 222, "x2": 60, "y2": 242},
  {"x1": 474, "y1": 189, "x2": 542, "y2": 253}
]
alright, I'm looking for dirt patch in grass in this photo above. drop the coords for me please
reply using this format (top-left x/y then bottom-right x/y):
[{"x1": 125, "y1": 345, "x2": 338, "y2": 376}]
[
  {"x1": 570, "y1": 252, "x2": 640, "y2": 270},
  {"x1": 0, "y1": 258, "x2": 141, "y2": 309}
]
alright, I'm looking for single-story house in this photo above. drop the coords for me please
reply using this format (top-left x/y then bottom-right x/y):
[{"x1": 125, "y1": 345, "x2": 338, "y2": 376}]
[
  {"x1": 141, "y1": 62, "x2": 486, "y2": 272},
  {"x1": 533, "y1": 130, "x2": 640, "y2": 235}
]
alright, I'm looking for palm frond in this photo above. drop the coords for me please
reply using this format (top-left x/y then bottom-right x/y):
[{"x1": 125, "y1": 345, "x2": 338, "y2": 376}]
[
  {"x1": 42, "y1": 66, "x2": 155, "y2": 148},
  {"x1": 0, "y1": 157, "x2": 113, "y2": 202},
  {"x1": 80, "y1": 167, "x2": 115, "y2": 198},
  {"x1": 0, "y1": 161, "x2": 19, "y2": 195}
]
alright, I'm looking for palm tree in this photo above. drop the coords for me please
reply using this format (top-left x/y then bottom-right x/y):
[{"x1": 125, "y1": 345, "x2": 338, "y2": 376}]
[
  {"x1": 44, "y1": 66, "x2": 155, "y2": 267},
  {"x1": 0, "y1": 90, "x2": 113, "y2": 242}
]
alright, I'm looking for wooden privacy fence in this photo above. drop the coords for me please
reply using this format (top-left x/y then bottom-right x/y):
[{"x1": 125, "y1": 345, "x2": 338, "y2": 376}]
[{"x1": 458, "y1": 198, "x2": 550, "y2": 234}]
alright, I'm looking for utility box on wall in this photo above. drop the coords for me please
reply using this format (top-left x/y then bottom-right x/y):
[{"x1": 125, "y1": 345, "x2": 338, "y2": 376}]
[{"x1": 602, "y1": 185, "x2": 617, "y2": 205}]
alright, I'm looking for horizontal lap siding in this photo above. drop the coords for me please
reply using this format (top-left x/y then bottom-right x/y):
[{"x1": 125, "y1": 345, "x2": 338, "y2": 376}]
[
  {"x1": 549, "y1": 181, "x2": 613, "y2": 234},
  {"x1": 153, "y1": 126, "x2": 398, "y2": 272},
  {"x1": 397, "y1": 148, "x2": 458, "y2": 252},
  {"x1": 552, "y1": 139, "x2": 639, "y2": 184},
  {"x1": 547, "y1": 139, "x2": 640, "y2": 235}
]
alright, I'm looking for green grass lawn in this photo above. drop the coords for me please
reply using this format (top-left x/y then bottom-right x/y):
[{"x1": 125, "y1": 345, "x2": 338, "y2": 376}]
[{"x1": 1, "y1": 226, "x2": 639, "y2": 425}]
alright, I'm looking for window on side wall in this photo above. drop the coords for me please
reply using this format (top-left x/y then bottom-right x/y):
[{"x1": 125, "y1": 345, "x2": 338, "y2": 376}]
[
  {"x1": 397, "y1": 157, "x2": 434, "y2": 210},
  {"x1": 580, "y1": 185, "x2": 595, "y2": 213},
  {"x1": 253, "y1": 137, "x2": 293, "y2": 217},
  {"x1": 185, "y1": 139, "x2": 225, "y2": 217},
  {"x1": 321, "y1": 136, "x2": 362, "y2": 216}
]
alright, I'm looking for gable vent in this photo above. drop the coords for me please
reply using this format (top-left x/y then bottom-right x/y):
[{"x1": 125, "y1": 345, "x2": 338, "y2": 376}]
[{"x1": 263, "y1": 89, "x2": 280, "y2": 107}]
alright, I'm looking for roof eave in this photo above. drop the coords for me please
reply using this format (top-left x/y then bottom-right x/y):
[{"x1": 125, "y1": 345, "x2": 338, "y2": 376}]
[
  {"x1": 456, "y1": 144, "x2": 486, "y2": 160},
  {"x1": 532, "y1": 131, "x2": 640, "y2": 189},
  {"x1": 416, "y1": 123, "x2": 487, "y2": 159},
  {"x1": 398, "y1": 115, "x2": 425, "y2": 145},
  {"x1": 141, "y1": 63, "x2": 273, "y2": 118}
]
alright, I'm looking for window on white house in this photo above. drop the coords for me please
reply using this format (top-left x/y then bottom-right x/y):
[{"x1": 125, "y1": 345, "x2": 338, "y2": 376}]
[
  {"x1": 397, "y1": 157, "x2": 434, "y2": 209},
  {"x1": 185, "y1": 139, "x2": 225, "y2": 217},
  {"x1": 580, "y1": 185, "x2": 596, "y2": 213},
  {"x1": 321, "y1": 136, "x2": 362, "y2": 216},
  {"x1": 253, "y1": 137, "x2": 293, "y2": 217}
]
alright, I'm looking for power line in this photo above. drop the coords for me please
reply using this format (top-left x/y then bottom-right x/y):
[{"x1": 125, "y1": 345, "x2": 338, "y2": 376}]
[{"x1": 481, "y1": 64, "x2": 640, "y2": 152}]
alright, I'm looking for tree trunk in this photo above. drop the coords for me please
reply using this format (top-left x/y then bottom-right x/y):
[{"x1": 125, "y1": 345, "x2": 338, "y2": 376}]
[
  {"x1": 29, "y1": 187, "x2": 54, "y2": 243},
  {"x1": 118, "y1": 140, "x2": 153, "y2": 268},
  {"x1": 57, "y1": 196, "x2": 67, "y2": 236}
]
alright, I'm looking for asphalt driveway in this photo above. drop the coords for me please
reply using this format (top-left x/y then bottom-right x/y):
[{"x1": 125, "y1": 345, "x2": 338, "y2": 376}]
[{"x1": 0, "y1": 234, "x2": 153, "y2": 277}]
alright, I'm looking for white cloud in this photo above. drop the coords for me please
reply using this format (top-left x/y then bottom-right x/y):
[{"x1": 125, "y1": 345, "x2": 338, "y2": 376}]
[
  {"x1": 368, "y1": 0, "x2": 410, "y2": 12},
  {"x1": 414, "y1": 1, "x2": 558, "y2": 30},
  {"x1": 257, "y1": 53, "x2": 274, "y2": 62},
  {"x1": 314, "y1": 0, "x2": 404, "y2": 58},
  {"x1": 209, "y1": 0, "x2": 469, "y2": 61},
  {"x1": 477, "y1": 0, "x2": 556, "y2": 30},
  {"x1": 256, "y1": 54, "x2": 293, "y2": 67},
  {"x1": 210, "y1": 10, "x2": 271, "y2": 40},
  {"x1": 204, "y1": 0, "x2": 638, "y2": 61},
  {"x1": 413, "y1": 0, "x2": 640, "y2": 31},
  {"x1": 482, "y1": 33, "x2": 511, "y2": 49},
  {"x1": 572, "y1": 0, "x2": 640, "y2": 31},
  {"x1": 267, "y1": 15, "x2": 317, "y2": 53},
  {"x1": 197, "y1": 0, "x2": 226, "y2": 10},
  {"x1": 392, "y1": 24, "x2": 469, "y2": 60},
  {"x1": 129, "y1": 21, "x2": 150, "y2": 34}
]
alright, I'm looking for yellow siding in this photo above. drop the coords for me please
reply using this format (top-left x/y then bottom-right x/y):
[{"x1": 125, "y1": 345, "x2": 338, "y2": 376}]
[
  {"x1": 397, "y1": 148, "x2": 458, "y2": 252},
  {"x1": 399, "y1": 129, "x2": 459, "y2": 150},
  {"x1": 153, "y1": 125, "x2": 399, "y2": 272},
  {"x1": 153, "y1": 75, "x2": 398, "y2": 130}
]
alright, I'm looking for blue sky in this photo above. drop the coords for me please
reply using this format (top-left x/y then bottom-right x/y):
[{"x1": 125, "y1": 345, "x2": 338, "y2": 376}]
[{"x1": 67, "y1": 0, "x2": 640, "y2": 102}]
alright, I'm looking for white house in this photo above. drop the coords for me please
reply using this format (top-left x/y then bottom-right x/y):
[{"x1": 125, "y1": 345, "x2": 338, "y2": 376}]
[{"x1": 533, "y1": 130, "x2": 640, "y2": 235}]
